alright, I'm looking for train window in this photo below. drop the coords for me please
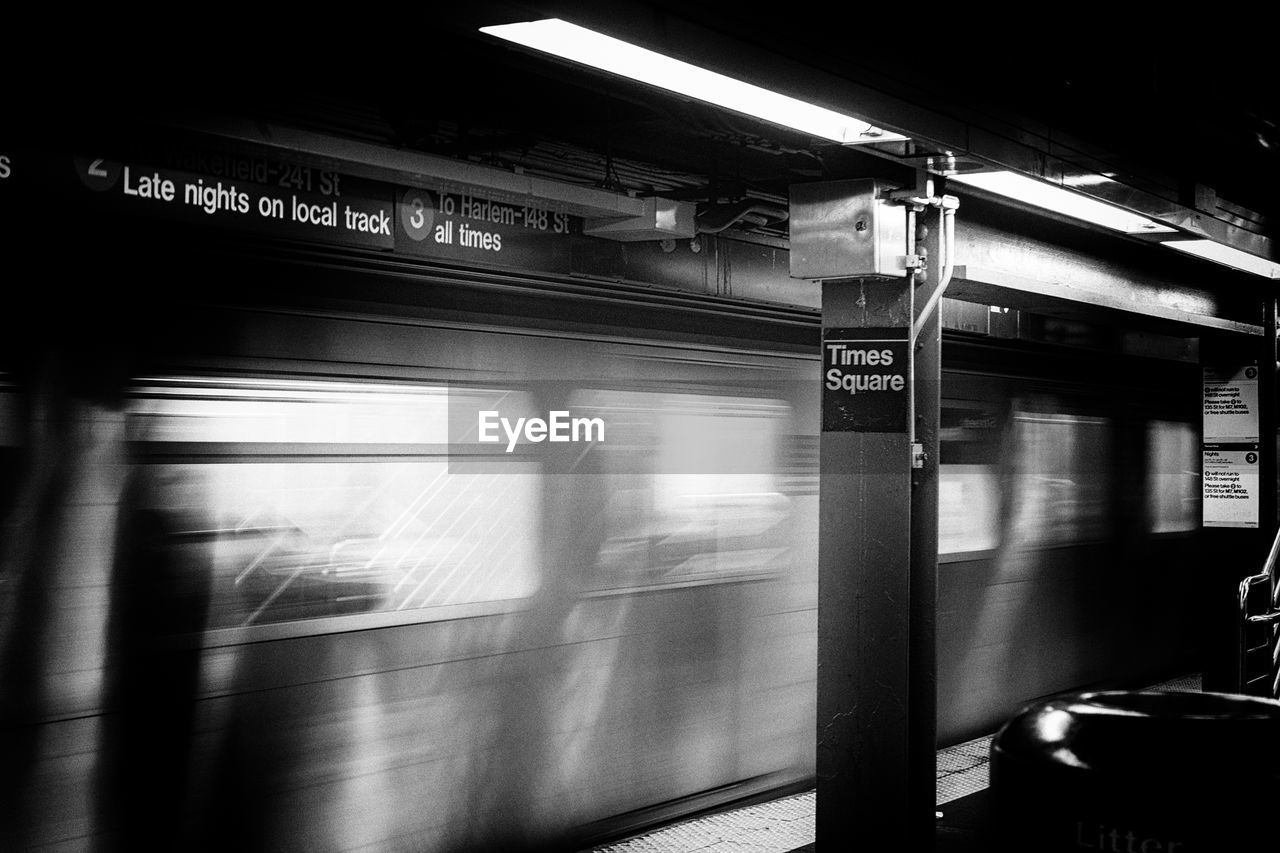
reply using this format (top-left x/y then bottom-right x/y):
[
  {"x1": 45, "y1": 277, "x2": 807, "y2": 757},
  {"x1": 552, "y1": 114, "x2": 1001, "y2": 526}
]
[
  {"x1": 1146, "y1": 419, "x2": 1198, "y2": 533},
  {"x1": 128, "y1": 376, "x2": 452, "y2": 444},
  {"x1": 1008, "y1": 407, "x2": 1112, "y2": 546},
  {"x1": 0, "y1": 375, "x2": 17, "y2": 447},
  {"x1": 566, "y1": 389, "x2": 793, "y2": 593},
  {"x1": 127, "y1": 378, "x2": 540, "y2": 634},
  {"x1": 939, "y1": 399, "x2": 1003, "y2": 558},
  {"x1": 939, "y1": 466, "x2": 1001, "y2": 555},
  {"x1": 0, "y1": 377, "x2": 21, "y2": 515}
]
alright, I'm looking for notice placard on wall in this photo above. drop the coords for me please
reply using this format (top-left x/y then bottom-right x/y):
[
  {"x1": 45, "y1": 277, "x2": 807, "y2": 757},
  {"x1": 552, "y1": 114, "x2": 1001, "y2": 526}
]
[
  {"x1": 1202, "y1": 446, "x2": 1260, "y2": 529},
  {"x1": 1203, "y1": 363, "x2": 1259, "y2": 443},
  {"x1": 1202, "y1": 362, "x2": 1260, "y2": 529}
]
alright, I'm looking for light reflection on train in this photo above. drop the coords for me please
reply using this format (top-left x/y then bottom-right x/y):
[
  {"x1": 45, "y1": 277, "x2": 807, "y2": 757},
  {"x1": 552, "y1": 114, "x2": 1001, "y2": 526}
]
[{"x1": 0, "y1": 322, "x2": 1202, "y2": 851}]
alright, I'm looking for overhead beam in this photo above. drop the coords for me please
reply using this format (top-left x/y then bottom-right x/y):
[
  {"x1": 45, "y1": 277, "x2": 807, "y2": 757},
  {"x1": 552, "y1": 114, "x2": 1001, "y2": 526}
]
[
  {"x1": 948, "y1": 265, "x2": 1264, "y2": 337},
  {"x1": 163, "y1": 115, "x2": 696, "y2": 227}
]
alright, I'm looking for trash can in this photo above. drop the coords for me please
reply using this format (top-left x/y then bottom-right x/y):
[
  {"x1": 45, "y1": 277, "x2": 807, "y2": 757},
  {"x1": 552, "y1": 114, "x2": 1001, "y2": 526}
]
[{"x1": 990, "y1": 689, "x2": 1280, "y2": 852}]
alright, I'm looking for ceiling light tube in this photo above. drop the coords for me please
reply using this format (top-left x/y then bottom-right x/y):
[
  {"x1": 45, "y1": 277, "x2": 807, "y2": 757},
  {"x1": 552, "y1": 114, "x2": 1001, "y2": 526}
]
[
  {"x1": 949, "y1": 170, "x2": 1176, "y2": 235},
  {"x1": 480, "y1": 18, "x2": 905, "y2": 145},
  {"x1": 1164, "y1": 239, "x2": 1280, "y2": 279}
]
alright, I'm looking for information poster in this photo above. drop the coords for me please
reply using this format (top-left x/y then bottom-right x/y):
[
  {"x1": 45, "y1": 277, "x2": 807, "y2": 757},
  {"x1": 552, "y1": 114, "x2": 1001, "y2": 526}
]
[
  {"x1": 1203, "y1": 363, "x2": 1259, "y2": 443},
  {"x1": 1202, "y1": 446, "x2": 1259, "y2": 528},
  {"x1": 1202, "y1": 362, "x2": 1260, "y2": 528}
]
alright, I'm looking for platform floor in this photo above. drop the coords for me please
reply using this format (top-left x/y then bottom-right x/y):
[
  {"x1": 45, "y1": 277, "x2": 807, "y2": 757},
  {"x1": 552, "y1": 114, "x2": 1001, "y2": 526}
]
[{"x1": 582, "y1": 673, "x2": 1203, "y2": 853}]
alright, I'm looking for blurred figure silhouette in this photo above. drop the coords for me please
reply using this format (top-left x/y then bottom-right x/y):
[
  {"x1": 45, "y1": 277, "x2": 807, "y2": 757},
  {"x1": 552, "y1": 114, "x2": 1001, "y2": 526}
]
[
  {"x1": 0, "y1": 363, "x2": 81, "y2": 851},
  {"x1": 95, "y1": 456, "x2": 212, "y2": 853}
]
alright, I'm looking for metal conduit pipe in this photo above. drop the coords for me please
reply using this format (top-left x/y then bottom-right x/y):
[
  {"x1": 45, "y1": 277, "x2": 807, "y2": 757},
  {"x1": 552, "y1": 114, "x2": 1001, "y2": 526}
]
[
  {"x1": 911, "y1": 200, "x2": 957, "y2": 347},
  {"x1": 908, "y1": 195, "x2": 957, "y2": 457},
  {"x1": 695, "y1": 200, "x2": 789, "y2": 234}
]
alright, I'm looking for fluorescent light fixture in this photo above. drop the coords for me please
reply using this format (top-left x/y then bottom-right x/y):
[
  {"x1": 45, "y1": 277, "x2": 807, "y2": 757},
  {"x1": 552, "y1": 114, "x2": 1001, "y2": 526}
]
[
  {"x1": 949, "y1": 170, "x2": 1176, "y2": 235},
  {"x1": 480, "y1": 18, "x2": 905, "y2": 145},
  {"x1": 1164, "y1": 239, "x2": 1280, "y2": 279}
]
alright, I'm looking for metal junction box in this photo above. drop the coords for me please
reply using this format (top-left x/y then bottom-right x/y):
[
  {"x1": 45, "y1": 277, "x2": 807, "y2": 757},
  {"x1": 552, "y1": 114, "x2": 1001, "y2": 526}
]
[{"x1": 789, "y1": 179, "x2": 908, "y2": 280}]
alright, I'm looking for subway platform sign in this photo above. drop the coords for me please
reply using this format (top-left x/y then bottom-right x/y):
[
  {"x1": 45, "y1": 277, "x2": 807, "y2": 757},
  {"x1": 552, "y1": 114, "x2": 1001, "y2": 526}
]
[{"x1": 821, "y1": 327, "x2": 909, "y2": 432}]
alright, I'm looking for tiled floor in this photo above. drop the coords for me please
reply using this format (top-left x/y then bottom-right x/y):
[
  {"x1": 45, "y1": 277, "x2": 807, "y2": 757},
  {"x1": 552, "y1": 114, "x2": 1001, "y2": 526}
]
[
  {"x1": 584, "y1": 673, "x2": 1204, "y2": 853},
  {"x1": 586, "y1": 791, "x2": 816, "y2": 853},
  {"x1": 935, "y1": 735, "x2": 992, "y2": 805},
  {"x1": 582, "y1": 736, "x2": 989, "y2": 852}
]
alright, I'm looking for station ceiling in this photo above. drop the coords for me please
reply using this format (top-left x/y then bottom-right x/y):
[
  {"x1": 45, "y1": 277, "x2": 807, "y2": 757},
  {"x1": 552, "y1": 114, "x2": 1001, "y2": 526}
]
[{"x1": 14, "y1": 5, "x2": 1279, "y2": 248}]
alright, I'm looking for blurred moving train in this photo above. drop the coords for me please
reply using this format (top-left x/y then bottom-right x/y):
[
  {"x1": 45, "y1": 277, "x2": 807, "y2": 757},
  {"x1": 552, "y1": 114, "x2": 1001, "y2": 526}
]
[{"x1": 0, "y1": 227, "x2": 1204, "y2": 852}]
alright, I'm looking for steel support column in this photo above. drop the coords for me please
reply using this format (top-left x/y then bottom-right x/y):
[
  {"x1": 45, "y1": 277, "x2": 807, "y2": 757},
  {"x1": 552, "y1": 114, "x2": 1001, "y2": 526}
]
[{"x1": 816, "y1": 274, "x2": 932, "y2": 845}]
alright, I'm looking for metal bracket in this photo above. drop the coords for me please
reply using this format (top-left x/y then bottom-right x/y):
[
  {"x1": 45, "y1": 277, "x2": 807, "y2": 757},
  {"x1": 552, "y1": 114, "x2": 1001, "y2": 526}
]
[
  {"x1": 911, "y1": 442, "x2": 927, "y2": 469},
  {"x1": 882, "y1": 169, "x2": 935, "y2": 210}
]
